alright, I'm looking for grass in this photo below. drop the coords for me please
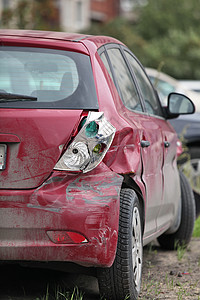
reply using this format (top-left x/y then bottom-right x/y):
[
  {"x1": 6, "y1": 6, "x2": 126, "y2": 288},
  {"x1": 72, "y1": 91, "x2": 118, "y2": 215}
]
[
  {"x1": 176, "y1": 242, "x2": 187, "y2": 261},
  {"x1": 37, "y1": 286, "x2": 84, "y2": 300},
  {"x1": 193, "y1": 216, "x2": 200, "y2": 237},
  {"x1": 38, "y1": 286, "x2": 132, "y2": 300}
]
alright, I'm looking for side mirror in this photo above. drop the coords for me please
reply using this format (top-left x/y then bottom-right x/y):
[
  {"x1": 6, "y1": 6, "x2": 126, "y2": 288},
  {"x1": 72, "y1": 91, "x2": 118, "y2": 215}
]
[{"x1": 165, "y1": 92, "x2": 195, "y2": 119}]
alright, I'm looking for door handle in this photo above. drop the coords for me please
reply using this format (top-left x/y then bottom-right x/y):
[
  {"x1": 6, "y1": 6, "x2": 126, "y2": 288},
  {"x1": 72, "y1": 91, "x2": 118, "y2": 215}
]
[
  {"x1": 164, "y1": 141, "x2": 170, "y2": 148},
  {"x1": 141, "y1": 140, "x2": 150, "y2": 148}
]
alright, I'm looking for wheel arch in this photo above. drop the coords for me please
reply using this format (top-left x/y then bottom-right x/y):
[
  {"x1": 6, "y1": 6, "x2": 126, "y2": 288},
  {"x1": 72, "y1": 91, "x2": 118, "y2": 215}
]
[{"x1": 121, "y1": 174, "x2": 145, "y2": 233}]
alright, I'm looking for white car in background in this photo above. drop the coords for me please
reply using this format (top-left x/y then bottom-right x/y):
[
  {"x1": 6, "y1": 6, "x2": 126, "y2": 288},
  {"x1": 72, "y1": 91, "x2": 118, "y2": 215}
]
[
  {"x1": 179, "y1": 80, "x2": 200, "y2": 94},
  {"x1": 146, "y1": 68, "x2": 200, "y2": 112},
  {"x1": 146, "y1": 67, "x2": 200, "y2": 218}
]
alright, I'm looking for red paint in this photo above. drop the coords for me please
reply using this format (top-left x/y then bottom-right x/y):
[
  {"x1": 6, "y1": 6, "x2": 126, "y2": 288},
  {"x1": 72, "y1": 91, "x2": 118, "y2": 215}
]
[
  {"x1": 0, "y1": 164, "x2": 122, "y2": 267},
  {"x1": 0, "y1": 134, "x2": 20, "y2": 143},
  {"x1": 0, "y1": 30, "x2": 184, "y2": 267},
  {"x1": 0, "y1": 109, "x2": 82, "y2": 188}
]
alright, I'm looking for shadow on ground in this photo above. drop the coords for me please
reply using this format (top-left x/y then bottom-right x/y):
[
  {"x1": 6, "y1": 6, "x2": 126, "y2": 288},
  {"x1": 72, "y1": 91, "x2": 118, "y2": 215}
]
[{"x1": 0, "y1": 264, "x2": 100, "y2": 300}]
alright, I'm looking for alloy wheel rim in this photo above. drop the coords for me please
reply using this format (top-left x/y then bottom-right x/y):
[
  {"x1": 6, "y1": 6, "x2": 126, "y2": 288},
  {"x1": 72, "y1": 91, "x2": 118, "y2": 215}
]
[{"x1": 132, "y1": 206, "x2": 142, "y2": 292}]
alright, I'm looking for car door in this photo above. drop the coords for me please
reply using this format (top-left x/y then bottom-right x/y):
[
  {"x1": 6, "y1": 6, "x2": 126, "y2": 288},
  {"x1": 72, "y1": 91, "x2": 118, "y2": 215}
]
[
  {"x1": 99, "y1": 44, "x2": 164, "y2": 239},
  {"x1": 123, "y1": 48, "x2": 180, "y2": 232}
]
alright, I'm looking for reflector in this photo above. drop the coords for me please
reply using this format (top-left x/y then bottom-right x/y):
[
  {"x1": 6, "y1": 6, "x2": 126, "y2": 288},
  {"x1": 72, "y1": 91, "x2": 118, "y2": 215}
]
[{"x1": 47, "y1": 230, "x2": 88, "y2": 244}]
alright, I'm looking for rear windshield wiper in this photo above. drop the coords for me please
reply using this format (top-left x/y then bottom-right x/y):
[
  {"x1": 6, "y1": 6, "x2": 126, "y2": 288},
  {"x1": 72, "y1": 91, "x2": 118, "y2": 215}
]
[{"x1": 0, "y1": 92, "x2": 37, "y2": 102}]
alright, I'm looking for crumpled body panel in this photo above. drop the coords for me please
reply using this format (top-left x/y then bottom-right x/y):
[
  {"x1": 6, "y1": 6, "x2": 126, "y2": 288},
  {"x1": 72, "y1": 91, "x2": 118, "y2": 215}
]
[{"x1": 0, "y1": 163, "x2": 123, "y2": 267}]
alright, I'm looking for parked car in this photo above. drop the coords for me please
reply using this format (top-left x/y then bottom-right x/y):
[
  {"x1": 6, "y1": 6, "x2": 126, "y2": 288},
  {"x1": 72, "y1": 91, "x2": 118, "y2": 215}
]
[
  {"x1": 146, "y1": 68, "x2": 200, "y2": 217},
  {"x1": 0, "y1": 30, "x2": 196, "y2": 300},
  {"x1": 170, "y1": 113, "x2": 200, "y2": 216},
  {"x1": 146, "y1": 67, "x2": 200, "y2": 112},
  {"x1": 179, "y1": 80, "x2": 200, "y2": 94}
]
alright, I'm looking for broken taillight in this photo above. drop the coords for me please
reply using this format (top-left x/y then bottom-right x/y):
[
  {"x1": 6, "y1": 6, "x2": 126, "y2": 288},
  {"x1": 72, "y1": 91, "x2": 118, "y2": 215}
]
[{"x1": 54, "y1": 112, "x2": 116, "y2": 173}]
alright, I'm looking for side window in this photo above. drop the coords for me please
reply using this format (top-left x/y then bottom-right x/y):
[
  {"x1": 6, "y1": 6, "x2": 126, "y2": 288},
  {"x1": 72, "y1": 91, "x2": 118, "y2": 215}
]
[
  {"x1": 100, "y1": 52, "x2": 114, "y2": 81},
  {"x1": 149, "y1": 76, "x2": 175, "y2": 106},
  {"x1": 124, "y1": 50, "x2": 162, "y2": 116},
  {"x1": 106, "y1": 48, "x2": 143, "y2": 112}
]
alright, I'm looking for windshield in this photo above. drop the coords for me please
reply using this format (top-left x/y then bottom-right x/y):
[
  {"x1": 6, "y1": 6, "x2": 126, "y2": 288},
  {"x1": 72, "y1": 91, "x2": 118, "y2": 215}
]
[{"x1": 0, "y1": 47, "x2": 98, "y2": 109}]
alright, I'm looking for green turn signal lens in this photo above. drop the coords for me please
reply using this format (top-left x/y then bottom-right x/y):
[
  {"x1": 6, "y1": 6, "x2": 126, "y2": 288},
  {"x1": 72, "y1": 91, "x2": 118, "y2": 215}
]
[{"x1": 85, "y1": 121, "x2": 98, "y2": 138}]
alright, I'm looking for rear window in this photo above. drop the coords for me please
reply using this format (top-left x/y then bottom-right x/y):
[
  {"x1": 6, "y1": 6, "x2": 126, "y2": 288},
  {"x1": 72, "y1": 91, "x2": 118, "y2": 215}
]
[{"x1": 0, "y1": 47, "x2": 98, "y2": 109}]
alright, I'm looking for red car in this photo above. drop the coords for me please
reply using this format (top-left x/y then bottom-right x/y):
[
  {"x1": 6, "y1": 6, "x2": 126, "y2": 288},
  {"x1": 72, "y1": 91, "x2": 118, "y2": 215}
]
[{"x1": 0, "y1": 30, "x2": 196, "y2": 300}]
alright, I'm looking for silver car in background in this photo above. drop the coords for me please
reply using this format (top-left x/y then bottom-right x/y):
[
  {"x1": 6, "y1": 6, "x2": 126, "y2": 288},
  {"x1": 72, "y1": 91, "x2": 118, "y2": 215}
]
[{"x1": 146, "y1": 68, "x2": 200, "y2": 217}]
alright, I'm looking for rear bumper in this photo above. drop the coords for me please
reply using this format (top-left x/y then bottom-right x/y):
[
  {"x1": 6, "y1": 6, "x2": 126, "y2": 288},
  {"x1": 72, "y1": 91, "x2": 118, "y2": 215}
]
[{"x1": 0, "y1": 164, "x2": 123, "y2": 267}]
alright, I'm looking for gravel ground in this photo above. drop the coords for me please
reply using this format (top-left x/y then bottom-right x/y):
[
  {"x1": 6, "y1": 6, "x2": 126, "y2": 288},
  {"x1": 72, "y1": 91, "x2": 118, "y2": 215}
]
[{"x1": 140, "y1": 238, "x2": 200, "y2": 299}]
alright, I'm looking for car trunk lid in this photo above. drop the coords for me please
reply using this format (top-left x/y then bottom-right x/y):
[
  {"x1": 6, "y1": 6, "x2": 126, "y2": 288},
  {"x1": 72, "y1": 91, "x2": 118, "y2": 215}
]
[{"x1": 0, "y1": 109, "x2": 82, "y2": 189}]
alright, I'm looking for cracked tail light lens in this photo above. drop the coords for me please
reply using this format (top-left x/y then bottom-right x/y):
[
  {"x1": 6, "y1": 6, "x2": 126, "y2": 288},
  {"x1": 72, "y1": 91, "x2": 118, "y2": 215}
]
[
  {"x1": 85, "y1": 121, "x2": 99, "y2": 137},
  {"x1": 54, "y1": 112, "x2": 116, "y2": 173},
  {"x1": 47, "y1": 231, "x2": 88, "y2": 244}
]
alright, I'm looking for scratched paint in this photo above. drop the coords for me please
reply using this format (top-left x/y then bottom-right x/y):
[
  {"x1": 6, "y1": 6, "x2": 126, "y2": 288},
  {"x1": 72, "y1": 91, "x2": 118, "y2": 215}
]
[
  {"x1": 29, "y1": 163, "x2": 123, "y2": 208},
  {"x1": 0, "y1": 163, "x2": 123, "y2": 266}
]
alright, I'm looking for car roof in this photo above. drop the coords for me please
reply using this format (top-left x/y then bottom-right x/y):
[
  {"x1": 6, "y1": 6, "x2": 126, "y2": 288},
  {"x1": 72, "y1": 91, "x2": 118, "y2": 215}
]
[
  {"x1": 0, "y1": 29, "x2": 123, "y2": 49},
  {"x1": 0, "y1": 29, "x2": 89, "y2": 42}
]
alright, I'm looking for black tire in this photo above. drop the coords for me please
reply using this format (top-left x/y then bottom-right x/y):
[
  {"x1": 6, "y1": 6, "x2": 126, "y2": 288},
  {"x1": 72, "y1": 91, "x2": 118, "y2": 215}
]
[
  {"x1": 188, "y1": 146, "x2": 200, "y2": 217},
  {"x1": 194, "y1": 191, "x2": 200, "y2": 218},
  {"x1": 179, "y1": 146, "x2": 200, "y2": 217},
  {"x1": 189, "y1": 146, "x2": 200, "y2": 160},
  {"x1": 97, "y1": 188, "x2": 143, "y2": 300},
  {"x1": 158, "y1": 170, "x2": 196, "y2": 250}
]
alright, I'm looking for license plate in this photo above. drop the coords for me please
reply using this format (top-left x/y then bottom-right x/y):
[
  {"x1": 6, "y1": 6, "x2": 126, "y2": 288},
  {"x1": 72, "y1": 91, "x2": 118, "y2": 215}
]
[{"x1": 0, "y1": 144, "x2": 7, "y2": 170}]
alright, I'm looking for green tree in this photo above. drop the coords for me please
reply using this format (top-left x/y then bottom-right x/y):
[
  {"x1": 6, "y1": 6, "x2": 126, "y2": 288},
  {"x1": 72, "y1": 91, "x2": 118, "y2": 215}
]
[
  {"x1": 136, "y1": 0, "x2": 200, "y2": 40},
  {"x1": 140, "y1": 29, "x2": 200, "y2": 79},
  {"x1": 135, "y1": 0, "x2": 200, "y2": 78},
  {"x1": 1, "y1": 8, "x2": 13, "y2": 28},
  {"x1": 15, "y1": 0, "x2": 30, "y2": 29},
  {"x1": 86, "y1": 18, "x2": 146, "y2": 60},
  {"x1": 87, "y1": 0, "x2": 200, "y2": 79},
  {"x1": 1, "y1": 0, "x2": 60, "y2": 31},
  {"x1": 31, "y1": 0, "x2": 60, "y2": 31}
]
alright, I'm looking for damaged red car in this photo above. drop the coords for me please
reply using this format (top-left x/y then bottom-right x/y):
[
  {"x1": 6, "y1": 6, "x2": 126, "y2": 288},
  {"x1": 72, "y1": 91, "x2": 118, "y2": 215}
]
[{"x1": 0, "y1": 30, "x2": 196, "y2": 300}]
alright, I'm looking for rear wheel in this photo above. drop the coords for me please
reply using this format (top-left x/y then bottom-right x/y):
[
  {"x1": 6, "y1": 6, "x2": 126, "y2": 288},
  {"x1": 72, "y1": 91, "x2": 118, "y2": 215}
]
[
  {"x1": 185, "y1": 158, "x2": 200, "y2": 217},
  {"x1": 158, "y1": 170, "x2": 196, "y2": 250},
  {"x1": 180, "y1": 146, "x2": 200, "y2": 217},
  {"x1": 189, "y1": 146, "x2": 200, "y2": 160},
  {"x1": 97, "y1": 188, "x2": 143, "y2": 300}
]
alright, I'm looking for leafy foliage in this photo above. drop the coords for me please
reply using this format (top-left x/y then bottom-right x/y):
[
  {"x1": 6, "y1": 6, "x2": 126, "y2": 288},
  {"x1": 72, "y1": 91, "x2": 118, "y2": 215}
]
[
  {"x1": 1, "y1": 0, "x2": 60, "y2": 31},
  {"x1": 135, "y1": 0, "x2": 200, "y2": 78},
  {"x1": 87, "y1": 0, "x2": 200, "y2": 79},
  {"x1": 31, "y1": 0, "x2": 60, "y2": 31},
  {"x1": 86, "y1": 18, "x2": 146, "y2": 65},
  {"x1": 140, "y1": 29, "x2": 200, "y2": 79},
  {"x1": 135, "y1": 0, "x2": 200, "y2": 40}
]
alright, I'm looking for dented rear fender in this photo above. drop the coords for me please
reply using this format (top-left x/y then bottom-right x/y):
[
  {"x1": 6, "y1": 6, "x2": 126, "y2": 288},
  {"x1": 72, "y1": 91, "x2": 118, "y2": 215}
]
[{"x1": 0, "y1": 163, "x2": 123, "y2": 267}]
